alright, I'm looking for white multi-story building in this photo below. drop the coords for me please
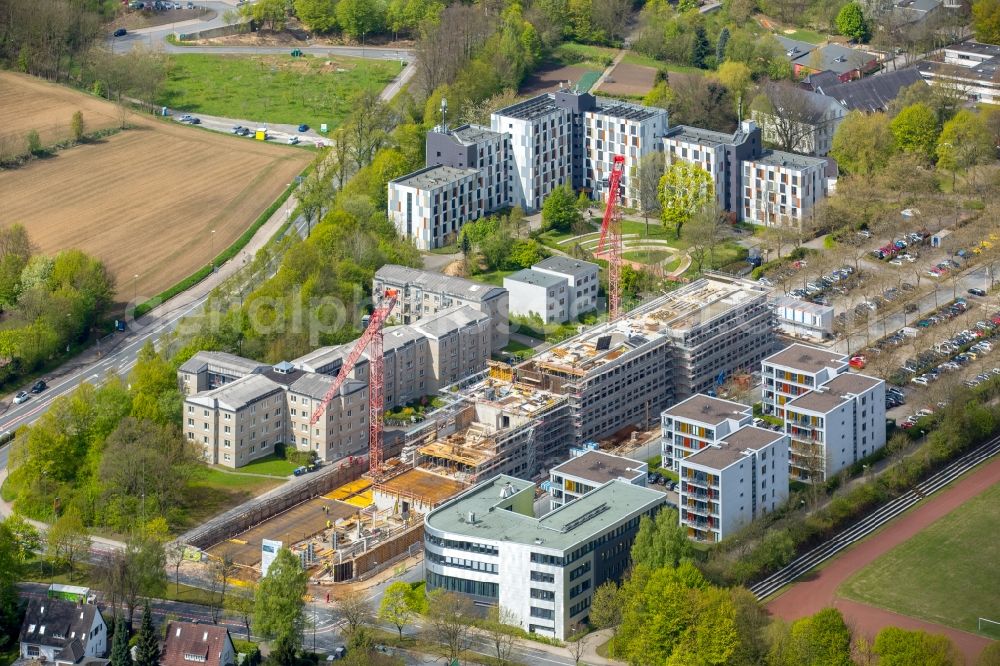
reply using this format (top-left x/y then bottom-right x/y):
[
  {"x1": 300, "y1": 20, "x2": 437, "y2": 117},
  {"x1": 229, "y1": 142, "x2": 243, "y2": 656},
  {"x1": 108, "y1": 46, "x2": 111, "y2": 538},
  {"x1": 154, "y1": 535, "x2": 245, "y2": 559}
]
[
  {"x1": 582, "y1": 100, "x2": 668, "y2": 208},
  {"x1": 426, "y1": 123, "x2": 511, "y2": 214},
  {"x1": 424, "y1": 474, "x2": 664, "y2": 639},
  {"x1": 504, "y1": 269, "x2": 570, "y2": 324},
  {"x1": 918, "y1": 41, "x2": 1000, "y2": 104},
  {"x1": 387, "y1": 165, "x2": 481, "y2": 250},
  {"x1": 660, "y1": 394, "x2": 752, "y2": 471},
  {"x1": 774, "y1": 296, "x2": 834, "y2": 340},
  {"x1": 373, "y1": 264, "x2": 510, "y2": 350},
  {"x1": 492, "y1": 95, "x2": 575, "y2": 212},
  {"x1": 784, "y1": 372, "x2": 886, "y2": 481},
  {"x1": 548, "y1": 449, "x2": 646, "y2": 510},
  {"x1": 761, "y1": 343, "x2": 848, "y2": 419},
  {"x1": 531, "y1": 256, "x2": 599, "y2": 320},
  {"x1": 662, "y1": 125, "x2": 731, "y2": 213},
  {"x1": 678, "y1": 424, "x2": 789, "y2": 542},
  {"x1": 741, "y1": 150, "x2": 830, "y2": 228}
]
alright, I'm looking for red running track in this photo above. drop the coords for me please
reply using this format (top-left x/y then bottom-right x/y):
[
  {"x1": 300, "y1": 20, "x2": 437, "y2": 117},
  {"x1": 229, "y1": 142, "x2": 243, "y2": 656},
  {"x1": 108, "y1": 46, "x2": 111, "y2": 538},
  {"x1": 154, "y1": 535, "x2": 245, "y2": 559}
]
[{"x1": 767, "y1": 455, "x2": 1000, "y2": 663}]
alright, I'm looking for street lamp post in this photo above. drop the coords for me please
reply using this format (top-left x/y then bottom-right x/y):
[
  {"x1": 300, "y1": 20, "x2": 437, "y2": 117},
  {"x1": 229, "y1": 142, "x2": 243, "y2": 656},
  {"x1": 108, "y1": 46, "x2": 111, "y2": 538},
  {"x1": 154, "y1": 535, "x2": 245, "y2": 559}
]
[
  {"x1": 210, "y1": 229, "x2": 216, "y2": 271},
  {"x1": 133, "y1": 273, "x2": 139, "y2": 302}
]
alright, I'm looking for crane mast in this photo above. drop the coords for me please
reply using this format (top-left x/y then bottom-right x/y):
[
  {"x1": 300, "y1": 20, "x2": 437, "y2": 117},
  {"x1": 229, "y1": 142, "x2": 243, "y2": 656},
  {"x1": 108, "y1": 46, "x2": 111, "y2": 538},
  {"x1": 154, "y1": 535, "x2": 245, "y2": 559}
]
[
  {"x1": 309, "y1": 290, "x2": 398, "y2": 476},
  {"x1": 598, "y1": 155, "x2": 626, "y2": 322}
]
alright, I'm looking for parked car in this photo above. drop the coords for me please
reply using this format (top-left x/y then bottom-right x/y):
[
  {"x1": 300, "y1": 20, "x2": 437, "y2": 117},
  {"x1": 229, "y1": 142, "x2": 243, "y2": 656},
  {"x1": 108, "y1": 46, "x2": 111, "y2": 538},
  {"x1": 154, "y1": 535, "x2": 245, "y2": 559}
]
[
  {"x1": 231, "y1": 125, "x2": 244, "y2": 134},
  {"x1": 179, "y1": 114, "x2": 194, "y2": 122},
  {"x1": 293, "y1": 466, "x2": 308, "y2": 476},
  {"x1": 189, "y1": 117, "x2": 201, "y2": 124},
  {"x1": 113, "y1": 28, "x2": 127, "y2": 37},
  {"x1": 13, "y1": 391, "x2": 29, "y2": 404},
  {"x1": 288, "y1": 136, "x2": 300, "y2": 145},
  {"x1": 849, "y1": 355, "x2": 866, "y2": 369},
  {"x1": 969, "y1": 288, "x2": 987, "y2": 297},
  {"x1": 30, "y1": 380, "x2": 46, "y2": 394},
  {"x1": 297, "y1": 123, "x2": 309, "y2": 132}
]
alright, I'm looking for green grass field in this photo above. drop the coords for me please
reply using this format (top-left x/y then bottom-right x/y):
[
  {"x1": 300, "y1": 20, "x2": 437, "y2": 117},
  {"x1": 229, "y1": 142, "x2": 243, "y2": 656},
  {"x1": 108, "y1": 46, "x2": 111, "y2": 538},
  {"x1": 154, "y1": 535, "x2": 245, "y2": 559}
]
[
  {"x1": 623, "y1": 249, "x2": 673, "y2": 264},
  {"x1": 780, "y1": 29, "x2": 826, "y2": 44},
  {"x1": 553, "y1": 42, "x2": 618, "y2": 69},
  {"x1": 159, "y1": 54, "x2": 403, "y2": 131},
  {"x1": 839, "y1": 483, "x2": 1000, "y2": 637},
  {"x1": 174, "y1": 465, "x2": 283, "y2": 532},
  {"x1": 226, "y1": 453, "x2": 297, "y2": 477}
]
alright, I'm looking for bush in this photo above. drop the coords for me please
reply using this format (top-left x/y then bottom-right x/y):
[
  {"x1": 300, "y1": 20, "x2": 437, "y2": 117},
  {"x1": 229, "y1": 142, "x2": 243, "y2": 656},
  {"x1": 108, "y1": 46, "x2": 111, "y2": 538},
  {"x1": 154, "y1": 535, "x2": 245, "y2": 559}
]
[{"x1": 25, "y1": 129, "x2": 41, "y2": 155}]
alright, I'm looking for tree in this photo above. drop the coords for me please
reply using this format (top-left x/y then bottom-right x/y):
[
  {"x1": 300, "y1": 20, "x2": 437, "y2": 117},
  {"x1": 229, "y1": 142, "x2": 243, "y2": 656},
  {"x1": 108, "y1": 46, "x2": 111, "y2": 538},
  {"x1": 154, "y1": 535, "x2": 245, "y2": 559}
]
[
  {"x1": 133, "y1": 603, "x2": 160, "y2": 666},
  {"x1": 831, "y1": 111, "x2": 896, "y2": 175},
  {"x1": 336, "y1": 589, "x2": 371, "y2": 638},
  {"x1": 728, "y1": 588, "x2": 769, "y2": 666},
  {"x1": 937, "y1": 109, "x2": 995, "y2": 187},
  {"x1": 241, "y1": 0, "x2": 287, "y2": 31},
  {"x1": 213, "y1": 550, "x2": 237, "y2": 621},
  {"x1": 254, "y1": 547, "x2": 307, "y2": 666},
  {"x1": 890, "y1": 103, "x2": 940, "y2": 161},
  {"x1": 716, "y1": 26, "x2": 731, "y2": 63},
  {"x1": 768, "y1": 607, "x2": 853, "y2": 666},
  {"x1": 837, "y1": 2, "x2": 869, "y2": 41},
  {"x1": 336, "y1": 0, "x2": 386, "y2": 39},
  {"x1": 165, "y1": 542, "x2": 185, "y2": 597},
  {"x1": 686, "y1": 207, "x2": 726, "y2": 271},
  {"x1": 377, "y1": 582, "x2": 413, "y2": 639},
  {"x1": 483, "y1": 606, "x2": 518, "y2": 666},
  {"x1": 751, "y1": 81, "x2": 836, "y2": 154},
  {"x1": 5, "y1": 512, "x2": 40, "y2": 563},
  {"x1": 71, "y1": 111, "x2": 85, "y2": 142},
  {"x1": 109, "y1": 615, "x2": 132, "y2": 666},
  {"x1": 26, "y1": 129, "x2": 41, "y2": 155},
  {"x1": 873, "y1": 627, "x2": 961, "y2": 666},
  {"x1": 343, "y1": 89, "x2": 394, "y2": 169},
  {"x1": 0, "y1": 520, "x2": 24, "y2": 650},
  {"x1": 589, "y1": 581, "x2": 622, "y2": 632},
  {"x1": 659, "y1": 161, "x2": 714, "y2": 237},
  {"x1": 717, "y1": 61, "x2": 752, "y2": 118},
  {"x1": 230, "y1": 583, "x2": 256, "y2": 639},
  {"x1": 294, "y1": 0, "x2": 338, "y2": 33},
  {"x1": 299, "y1": 157, "x2": 336, "y2": 237},
  {"x1": 973, "y1": 0, "x2": 1000, "y2": 45},
  {"x1": 979, "y1": 641, "x2": 1000, "y2": 666},
  {"x1": 541, "y1": 184, "x2": 582, "y2": 232},
  {"x1": 118, "y1": 536, "x2": 167, "y2": 626},
  {"x1": 426, "y1": 590, "x2": 474, "y2": 663},
  {"x1": 637, "y1": 151, "x2": 666, "y2": 234},
  {"x1": 630, "y1": 508, "x2": 695, "y2": 569},
  {"x1": 46, "y1": 508, "x2": 91, "y2": 573}
]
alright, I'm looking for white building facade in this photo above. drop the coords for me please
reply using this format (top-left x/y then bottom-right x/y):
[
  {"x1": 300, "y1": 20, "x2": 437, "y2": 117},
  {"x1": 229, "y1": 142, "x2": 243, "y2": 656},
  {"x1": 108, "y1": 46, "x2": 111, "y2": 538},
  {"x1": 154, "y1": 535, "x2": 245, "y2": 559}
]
[
  {"x1": 530, "y1": 256, "x2": 600, "y2": 320},
  {"x1": 741, "y1": 151, "x2": 830, "y2": 228},
  {"x1": 548, "y1": 449, "x2": 646, "y2": 510},
  {"x1": 504, "y1": 269, "x2": 570, "y2": 324},
  {"x1": 660, "y1": 394, "x2": 752, "y2": 471},
  {"x1": 583, "y1": 102, "x2": 668, "y2": 208},
  {"x1": 761, "y1": 343, "x2": 849, "y2": 419},
  {"x1": 774, "y1": 296, "x2": 834, "y2": 340},
  {"x1": 387, "y1": 165, "x2": 481, "y2": 250}
]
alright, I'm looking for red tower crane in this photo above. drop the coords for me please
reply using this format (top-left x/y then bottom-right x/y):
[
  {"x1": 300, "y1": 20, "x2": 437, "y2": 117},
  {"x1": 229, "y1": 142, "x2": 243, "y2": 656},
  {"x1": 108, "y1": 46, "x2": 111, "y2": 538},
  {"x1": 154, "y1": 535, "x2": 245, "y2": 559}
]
[
  {"x1": 597, "y1": 155, "x2": 626, "y2": 322},
  {"x1": 309, "y1": 289, "x2": 398, "y2": 477}
]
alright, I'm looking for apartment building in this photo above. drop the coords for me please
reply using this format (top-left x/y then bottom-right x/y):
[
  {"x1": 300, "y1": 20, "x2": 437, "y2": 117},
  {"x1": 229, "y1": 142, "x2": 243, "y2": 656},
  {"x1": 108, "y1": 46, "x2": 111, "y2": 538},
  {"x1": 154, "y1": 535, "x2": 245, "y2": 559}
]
[
  {"x1": 548, "y1": 450, "x2": 646, "y2": 510},
  {"x1": 582, "y1": 99, "x2": 668, "y2": 208},
  {"x1": 784, "y1": 372, "x2": 886, "y2": 481},
  {"x1": 517, "y1": 274, "x2": 773, "y2": 443},
  {"x1": 387, "y1": 165, "x2": 481, "y2": 250},
  {"x1": 491, "y1": 94, "x2": 575, "y2": 212},
  {"x1": 373, "y1": 264, "x2": 509, "y2": 350},
  {"x1": 678, "y1": 425, "x2": 789, "y2": 542},
  {"x1": 660, "y1": 394, "x2": 752, "y2": 471},
  {"x1": 424, "y1": 474, "x2": 665, "y2": 639},
  {"x1": 741, "y1": 150, "x2": 830, "y2": 228},
  {"x1": 504, "y1": 269, "x2": 571, "y2": 324},
  {"x1": 532, "y1": 257, "x2": 599, "y2": 320},
  {"x1": 183, "y1": 362, "x2": 368, "y2": 468},
  {"x1": 751, "y1": 87, "x2": 846, "y2": 156},
  {"x1": 918, "y1": 41, "x2": 1000, "y2": 104},
  {"x1": 426, "y1": 123, "x2": 511, "y2": 213},
  {"x1": 761, "y1": 343, "x2": 848, "y2": 419},
  {"x1": 178, "y1": 351, "x2": 269, "y2": 396}
]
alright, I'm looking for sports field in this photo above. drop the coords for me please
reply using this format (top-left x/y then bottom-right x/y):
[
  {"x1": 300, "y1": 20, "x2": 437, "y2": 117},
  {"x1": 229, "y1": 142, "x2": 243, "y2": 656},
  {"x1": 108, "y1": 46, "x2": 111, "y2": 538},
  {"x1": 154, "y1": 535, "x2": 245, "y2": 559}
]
[
  {"x1": 839, "y1": 482, "x2": 1000, "y2": 637},
  {"x1": 0, "y1": 72, "x2": 310, "y2": 300}
]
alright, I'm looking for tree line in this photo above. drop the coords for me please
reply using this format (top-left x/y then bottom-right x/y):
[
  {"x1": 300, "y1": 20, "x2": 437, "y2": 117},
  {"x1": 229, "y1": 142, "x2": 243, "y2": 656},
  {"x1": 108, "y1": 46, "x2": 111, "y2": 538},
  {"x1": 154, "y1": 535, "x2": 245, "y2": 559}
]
[{"x1": 0, "y1": 226, "x2": 115, "y2": 388}]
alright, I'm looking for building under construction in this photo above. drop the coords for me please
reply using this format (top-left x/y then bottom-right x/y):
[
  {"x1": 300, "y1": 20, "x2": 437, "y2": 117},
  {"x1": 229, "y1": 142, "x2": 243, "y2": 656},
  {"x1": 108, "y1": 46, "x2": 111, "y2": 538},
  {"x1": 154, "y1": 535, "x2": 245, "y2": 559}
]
[{"x1": 517, "y1": 274, "x2": 774, "y2": 443}]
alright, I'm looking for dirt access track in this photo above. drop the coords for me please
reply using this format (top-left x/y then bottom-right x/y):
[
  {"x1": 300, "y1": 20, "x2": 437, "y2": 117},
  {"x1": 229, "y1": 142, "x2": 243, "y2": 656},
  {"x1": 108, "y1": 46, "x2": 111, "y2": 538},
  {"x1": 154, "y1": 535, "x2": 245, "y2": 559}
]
[
  {"x1": 0, "y1": 72, "x2": 310, "y2": 301},
  {"x1": 597, "y1": 62, "x2": 657, "y2": 97},
  {"x1": 767, "y1": 455, "x2": 1000, "y2": 663}
]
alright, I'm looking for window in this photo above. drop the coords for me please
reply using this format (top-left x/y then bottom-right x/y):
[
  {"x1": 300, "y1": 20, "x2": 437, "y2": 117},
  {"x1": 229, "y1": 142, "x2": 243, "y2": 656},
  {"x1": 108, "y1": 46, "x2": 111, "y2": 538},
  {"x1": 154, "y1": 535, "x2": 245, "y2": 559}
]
[
  {"x1": 530, "y1": 571, "x2": 555, "y2": 583},
  {"x1": 530, "y1": 552, "x2": 564, "y2": 566},
  {"x1": 530, "y1": 607, "x2": 554, "y2": 620}
]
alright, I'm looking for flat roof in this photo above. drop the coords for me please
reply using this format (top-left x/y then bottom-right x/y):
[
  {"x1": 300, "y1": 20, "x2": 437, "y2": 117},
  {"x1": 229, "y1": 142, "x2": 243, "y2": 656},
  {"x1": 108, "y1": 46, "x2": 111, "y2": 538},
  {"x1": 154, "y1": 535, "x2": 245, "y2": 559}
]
[
  {"x1": 191, "y1": 373, "x2": 284, "y2": 410},
  {"x1": 752, "y1": 149, "x2": 828, "y2": 170},
  {"x1": 376, "y1": 264, "x2": 506, "y2": 303},
  {"x1": 450, "y1": 123, "x2": 504, "y2": 145},
  {"x1": 412, "y1": 305, "x2": 490, "y2": 339},
  {"x1": 944, "y1": 40, "x2": 1000, "y2": 57},
  {"x1": 794, "y1": 44, "x2": 874, "y2": 75},
  {"x1": 776, "y1": 36, "x2": 817, "y2": 58},
  {"x1": 664, "y1": 124, "x2": 733, "y2": 147},
  {"x1": 685, "y1": 446, "x2": 747, "y2": 470},
  {"x1": 763, "y1": 343, "x2": 847, "y2": 374},
  {"x1": 918, "y1": 59, "x2": 1000, "y2": 82},
  {"x1": 550, "y1": 450, "x2": 645, "y2": 485},
  {"x1": 721, "y1": 425, "x2": 785, "y2": 451},
  {"x1": 376, "y1": 467, "x2": 468, "y2": 506},
  {"x1": 504, "y1": 268, "x2": 566, "y2": 289},
  {"x1": 391, "y1": 164, "x2": 478, "y2": 190},
  {"x1": 179, "y1": 350, "x2": 268, "y2": 376},
  {"x1": 593, "y1": 98, "x2": 662, "y2": 122},
  {"x1": 775, "y1": 296, "x2": 834, "y2": 316},
  {"x1": 823, "y1": 372, "x2": 883, "y2": 394},
  {"x1": 525, "y1": 274, "x2": 769, "y2": 374},
  {"x1": 662, "y1": 394, "x2": 751, "y2": 425},
  {"x1": 425, "y1": 475, "x2": 664, "y2": 551},
  {"x1": 533, "y1": 256, "x2": 599, "y2": 278},
  {"x1": 495, "y1": 94, "x2": 561, "y2": 121},
  {"x1": 787, "y1": 389, "x2": 849, "y2": 413}
]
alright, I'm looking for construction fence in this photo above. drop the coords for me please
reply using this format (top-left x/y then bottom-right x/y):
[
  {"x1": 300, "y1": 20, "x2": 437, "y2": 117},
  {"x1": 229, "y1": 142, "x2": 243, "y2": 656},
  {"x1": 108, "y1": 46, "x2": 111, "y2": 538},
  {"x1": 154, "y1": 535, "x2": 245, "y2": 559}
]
[{"x1": 185, "y1": 460, "x2": 366, "y2": 551}]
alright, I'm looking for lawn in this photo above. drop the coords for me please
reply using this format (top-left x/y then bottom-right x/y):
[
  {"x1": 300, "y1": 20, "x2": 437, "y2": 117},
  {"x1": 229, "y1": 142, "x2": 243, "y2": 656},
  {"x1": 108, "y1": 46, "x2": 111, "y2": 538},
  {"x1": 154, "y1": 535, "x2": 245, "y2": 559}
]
[
  {"x1": 839, "y1": 483, "x2": 1000, "y2": 637},
  {"x1": 622, "y1": 52, "x2": 705, "y2": 76},
  {"x1": 174, "y1": 466, "x2": 283, "y2": 532},
  {"x1": 623, "y1": 249, "x2": 673, "y2": 264},
  {"x1": 468, "y1": 269, "x2": 515, "y2": 286},
  {"x1": 226, "y1": 453, "x2": 298, "y2": 477},
  {"x1": 158, "y1": 54, "x2": 403, "y2": 132},
  {"x1": 780, "y1": 28, "x2": 826, "y2": 44},
  {"x1": 553, "y1": 42, "x2": 618, "y2": 69},
  {"x1": 502, "y1": 339, "x2": 536, "y2": 359}
]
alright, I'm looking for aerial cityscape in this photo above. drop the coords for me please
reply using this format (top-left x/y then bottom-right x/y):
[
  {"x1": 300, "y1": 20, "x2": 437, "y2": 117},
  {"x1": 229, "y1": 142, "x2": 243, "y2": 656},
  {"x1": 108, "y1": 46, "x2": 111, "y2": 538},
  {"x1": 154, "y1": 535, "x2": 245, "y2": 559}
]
[{"x1": 1, "y1": 0, "x2": 1000, "y2": 664}]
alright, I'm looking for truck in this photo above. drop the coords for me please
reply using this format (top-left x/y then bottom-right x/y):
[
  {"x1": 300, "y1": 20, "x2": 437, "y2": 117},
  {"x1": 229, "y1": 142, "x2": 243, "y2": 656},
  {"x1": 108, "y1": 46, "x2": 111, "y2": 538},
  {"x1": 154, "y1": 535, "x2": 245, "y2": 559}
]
[{"x1": 48, "y1": 584, "x2": 94, "y2": 604}]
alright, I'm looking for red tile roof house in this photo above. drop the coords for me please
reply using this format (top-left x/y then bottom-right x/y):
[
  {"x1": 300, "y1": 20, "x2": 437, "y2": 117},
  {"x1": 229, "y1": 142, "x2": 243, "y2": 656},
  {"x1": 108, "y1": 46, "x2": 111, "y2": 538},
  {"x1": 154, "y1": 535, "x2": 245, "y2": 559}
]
[
  {"x1": 18, "y1": 598, "x2": 108, "y2": 665},
  {"x1": 160, "y1": 622, "x2": 236, "y2": 666}
]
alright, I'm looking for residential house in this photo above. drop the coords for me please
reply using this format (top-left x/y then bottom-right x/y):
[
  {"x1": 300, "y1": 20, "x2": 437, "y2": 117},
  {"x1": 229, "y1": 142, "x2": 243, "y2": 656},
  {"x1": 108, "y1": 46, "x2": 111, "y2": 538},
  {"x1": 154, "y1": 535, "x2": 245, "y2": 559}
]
[
  {"x1": 161, "y1": 622, "x2": 236, "y2": 666},
  {"x1": 918, "y1": 41, "x2": 1000, "y2": 104},
  {"x1": 813, "y1": 68, "x2": 926, "y2": 112},
  {"x1": 751, "y1": 86, "x2": 847, "y2": 155},
  {"x1": 660, "y1": 394, "x2": 753, "y2": 471},
  {"x1": 548, "y1": 449, "x2": 647, "y2": 509},
  {"x1": 19, "y1": 598, "x2": 107, "y2": 666}
]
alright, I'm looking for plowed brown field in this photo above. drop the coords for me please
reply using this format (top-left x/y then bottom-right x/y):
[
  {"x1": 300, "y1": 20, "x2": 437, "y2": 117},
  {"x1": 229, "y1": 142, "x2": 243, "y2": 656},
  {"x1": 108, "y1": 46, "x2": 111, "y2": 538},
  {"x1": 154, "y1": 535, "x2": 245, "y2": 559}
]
[{"x1": 0, "y1": 72, "x2": 310, "y2": 302}]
